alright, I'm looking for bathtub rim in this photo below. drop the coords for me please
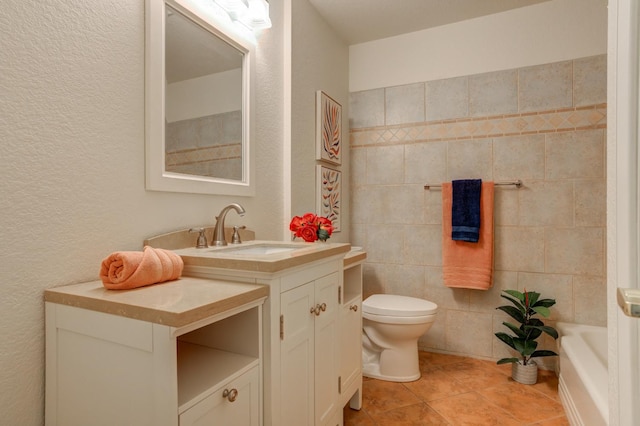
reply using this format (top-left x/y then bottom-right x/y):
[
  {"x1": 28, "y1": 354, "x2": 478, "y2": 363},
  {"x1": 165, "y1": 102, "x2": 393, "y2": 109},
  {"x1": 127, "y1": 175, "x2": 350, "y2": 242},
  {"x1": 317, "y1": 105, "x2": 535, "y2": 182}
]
[{"x1": 556, "y1": 322, "x2": 608, "y2": 426}]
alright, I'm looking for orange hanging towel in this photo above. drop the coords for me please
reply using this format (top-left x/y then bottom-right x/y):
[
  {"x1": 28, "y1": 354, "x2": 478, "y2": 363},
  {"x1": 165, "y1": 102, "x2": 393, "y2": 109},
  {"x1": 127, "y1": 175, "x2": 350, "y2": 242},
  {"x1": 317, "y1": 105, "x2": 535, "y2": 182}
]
[{"x1": 442, "y1": 181, "x2": 494, "y2": 290}]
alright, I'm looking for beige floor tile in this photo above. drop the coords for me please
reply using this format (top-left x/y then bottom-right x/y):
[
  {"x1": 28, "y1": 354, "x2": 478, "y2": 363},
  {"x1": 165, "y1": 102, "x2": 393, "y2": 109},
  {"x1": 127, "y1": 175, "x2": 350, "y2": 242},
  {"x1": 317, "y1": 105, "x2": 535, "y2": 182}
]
[
  {"x1": 531, "y1": 369, "x2": 562, "y2": 402},
  {"x1": 403, "y1": 367, "x2": 474, "y2": 402},
  {"x1": 478, "y1": 381, "x2": 565, "y2": 423},
  {"x1": 343, "y1": 406, "x2": 376, "y2": 426},
  {"x1": 418, "y1": 351, "x2": 466, "y2": 369},
  {"x1": 361, "y1": 378, "x2": 422, "y2": 415},
  {"x1": 531, "y1": 415, "x2": 571, "y2": 426},
  {"x1": 427, "y1": 392, "x2": 521, "y2": 425},
  {"x1": 437, "y1": 358, "x2": 510, "y2": 390},
  {"x1": 371, "y1": 402, "x2": 451, "y2": 425}
]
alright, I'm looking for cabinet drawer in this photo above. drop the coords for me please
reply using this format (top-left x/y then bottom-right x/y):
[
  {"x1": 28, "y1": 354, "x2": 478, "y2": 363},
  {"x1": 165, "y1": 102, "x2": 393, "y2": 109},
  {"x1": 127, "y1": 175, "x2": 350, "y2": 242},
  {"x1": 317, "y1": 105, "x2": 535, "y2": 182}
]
[{"x1": 179, "y1": 365, "x2": 259, "y2": 426}]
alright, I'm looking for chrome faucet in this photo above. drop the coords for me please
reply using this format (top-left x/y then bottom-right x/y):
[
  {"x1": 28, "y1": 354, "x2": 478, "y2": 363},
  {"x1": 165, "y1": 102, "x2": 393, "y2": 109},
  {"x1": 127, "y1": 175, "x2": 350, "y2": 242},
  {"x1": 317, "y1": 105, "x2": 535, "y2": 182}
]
[{"x1": 211, "y1": 203, "x2": 246, "y2": 246}]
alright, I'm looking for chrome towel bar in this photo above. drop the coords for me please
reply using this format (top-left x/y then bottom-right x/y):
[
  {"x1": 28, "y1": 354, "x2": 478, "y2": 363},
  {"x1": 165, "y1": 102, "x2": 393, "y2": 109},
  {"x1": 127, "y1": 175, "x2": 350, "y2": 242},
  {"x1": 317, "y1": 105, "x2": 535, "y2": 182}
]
[{"x1": 424, "y1": 179, "x2": 522, "y2": 190}]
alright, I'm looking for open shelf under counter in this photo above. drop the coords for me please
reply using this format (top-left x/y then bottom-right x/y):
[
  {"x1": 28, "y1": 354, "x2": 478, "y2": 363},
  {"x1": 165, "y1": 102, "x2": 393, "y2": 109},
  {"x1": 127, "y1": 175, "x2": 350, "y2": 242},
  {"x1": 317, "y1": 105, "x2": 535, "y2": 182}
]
[
  {"x1": 343, "y1": 293, "x2": 362, "y2": 308},
  {"x1": 343, "y1": 256, "x2": 364, "y2": 306},
  {"x1": 177, "y1": 342, "x2": 259, "y2": 413}
]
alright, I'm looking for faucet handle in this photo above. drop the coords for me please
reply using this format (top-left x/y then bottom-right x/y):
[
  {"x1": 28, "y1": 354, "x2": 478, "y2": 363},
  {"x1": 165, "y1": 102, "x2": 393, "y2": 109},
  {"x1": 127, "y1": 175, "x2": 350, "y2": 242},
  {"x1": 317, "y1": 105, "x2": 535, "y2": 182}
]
[
  {"x1": 189, "y1": 228, "x2": 208, "y2": 249},
  {"x1": 231, "y1": 226, "x2": 246, "y2": 244}
]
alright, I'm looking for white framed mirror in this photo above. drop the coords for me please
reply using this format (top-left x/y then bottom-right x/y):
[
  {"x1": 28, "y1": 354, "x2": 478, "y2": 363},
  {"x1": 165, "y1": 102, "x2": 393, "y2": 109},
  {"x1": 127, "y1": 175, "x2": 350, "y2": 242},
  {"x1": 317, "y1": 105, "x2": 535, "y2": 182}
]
[{"x1": 145, "y1": 0, "x2": 255, "y2": 196}]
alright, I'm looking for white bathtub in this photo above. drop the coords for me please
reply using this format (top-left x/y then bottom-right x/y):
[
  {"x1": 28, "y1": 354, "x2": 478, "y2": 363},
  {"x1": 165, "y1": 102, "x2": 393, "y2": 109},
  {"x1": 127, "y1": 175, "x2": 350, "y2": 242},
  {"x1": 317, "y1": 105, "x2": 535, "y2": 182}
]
[{"x1": 556, "y1": 322, "x2": 608, "y2": 426}]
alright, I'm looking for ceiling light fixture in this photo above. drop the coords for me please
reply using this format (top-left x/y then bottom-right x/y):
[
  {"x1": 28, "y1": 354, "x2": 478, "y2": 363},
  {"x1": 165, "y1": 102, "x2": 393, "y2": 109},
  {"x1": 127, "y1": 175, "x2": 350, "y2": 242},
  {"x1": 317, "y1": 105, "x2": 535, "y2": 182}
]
[{"x1": 212, "y1": 0, "x2": 272, "y2": 31}]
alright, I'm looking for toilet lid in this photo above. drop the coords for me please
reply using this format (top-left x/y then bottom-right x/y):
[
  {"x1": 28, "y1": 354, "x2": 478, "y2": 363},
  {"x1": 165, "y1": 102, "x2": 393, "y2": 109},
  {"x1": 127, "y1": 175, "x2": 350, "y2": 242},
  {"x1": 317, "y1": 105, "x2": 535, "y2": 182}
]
[{"x1": 362, "y1": 294, "x2": 438, "y2": 317}]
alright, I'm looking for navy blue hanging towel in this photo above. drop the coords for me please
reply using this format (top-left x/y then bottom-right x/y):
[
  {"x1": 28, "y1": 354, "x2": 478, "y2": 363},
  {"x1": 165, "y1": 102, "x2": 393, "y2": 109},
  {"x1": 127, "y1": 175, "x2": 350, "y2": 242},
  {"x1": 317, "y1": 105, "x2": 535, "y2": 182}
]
[{"x1": 451, "y1": 179, "x2": 482, "y2": 242}]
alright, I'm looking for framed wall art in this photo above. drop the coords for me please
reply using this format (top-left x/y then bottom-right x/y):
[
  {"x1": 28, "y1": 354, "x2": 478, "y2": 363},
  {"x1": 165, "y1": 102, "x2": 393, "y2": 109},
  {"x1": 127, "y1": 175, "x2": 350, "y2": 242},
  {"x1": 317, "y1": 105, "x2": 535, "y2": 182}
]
[
  {"x1": 316, "y1": 90, "x2": 342, "y2": 165},
  {"x1": 316, "y1": 165, "x2": 341, "y2": 232}
]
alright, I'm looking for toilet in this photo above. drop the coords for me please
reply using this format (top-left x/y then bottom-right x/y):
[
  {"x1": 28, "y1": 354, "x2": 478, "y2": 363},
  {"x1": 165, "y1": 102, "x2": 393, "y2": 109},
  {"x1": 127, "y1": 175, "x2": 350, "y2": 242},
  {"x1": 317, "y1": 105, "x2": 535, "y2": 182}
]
[{"x1": 362, "y1": 294, "x2": 438, "y2": 382}]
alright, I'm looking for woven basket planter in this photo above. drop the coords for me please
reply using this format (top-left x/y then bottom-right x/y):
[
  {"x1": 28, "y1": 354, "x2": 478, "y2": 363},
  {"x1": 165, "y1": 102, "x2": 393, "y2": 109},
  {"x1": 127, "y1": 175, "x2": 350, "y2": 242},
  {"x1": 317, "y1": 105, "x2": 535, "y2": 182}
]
[{"x1": 512, "y1": 360, "x2": 538, "y2": 385}]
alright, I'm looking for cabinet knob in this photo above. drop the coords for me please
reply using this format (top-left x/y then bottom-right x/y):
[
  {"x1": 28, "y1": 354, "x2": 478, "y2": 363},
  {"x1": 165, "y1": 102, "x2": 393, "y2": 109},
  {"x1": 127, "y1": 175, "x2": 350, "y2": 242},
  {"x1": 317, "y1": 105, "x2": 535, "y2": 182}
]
[
  {"x1": 350, "y1": 304, "x2": 358, "y2": 312},
  {"x1": 311, "y1": 303, "x2": 327, "y2": 316},
  {"x1": 222, "y1": 388, "x2": 238, "y2": 402}
]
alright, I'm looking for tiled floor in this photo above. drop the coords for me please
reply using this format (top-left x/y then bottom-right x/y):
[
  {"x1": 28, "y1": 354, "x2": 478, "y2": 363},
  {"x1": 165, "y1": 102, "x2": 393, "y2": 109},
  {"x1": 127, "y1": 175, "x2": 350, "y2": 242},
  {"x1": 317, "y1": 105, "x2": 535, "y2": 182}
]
[{"x1": 344, "y1": 351, "x2": 568, "y2": 426}]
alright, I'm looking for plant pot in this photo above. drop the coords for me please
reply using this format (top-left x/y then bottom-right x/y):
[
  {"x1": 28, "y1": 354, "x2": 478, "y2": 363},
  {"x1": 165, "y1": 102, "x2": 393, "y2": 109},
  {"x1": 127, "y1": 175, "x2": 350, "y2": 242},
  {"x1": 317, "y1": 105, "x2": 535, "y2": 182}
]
[{"x1": 512, "y1": 360, "x2": 538, "y2": 385}]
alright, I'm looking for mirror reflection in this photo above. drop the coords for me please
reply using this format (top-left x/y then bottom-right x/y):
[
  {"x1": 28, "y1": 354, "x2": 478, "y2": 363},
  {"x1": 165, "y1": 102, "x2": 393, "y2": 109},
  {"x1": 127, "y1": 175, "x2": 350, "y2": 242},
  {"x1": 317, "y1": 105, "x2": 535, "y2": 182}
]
[{"x1": 164, "y1": 5, "x2": 244, "y2": 181}]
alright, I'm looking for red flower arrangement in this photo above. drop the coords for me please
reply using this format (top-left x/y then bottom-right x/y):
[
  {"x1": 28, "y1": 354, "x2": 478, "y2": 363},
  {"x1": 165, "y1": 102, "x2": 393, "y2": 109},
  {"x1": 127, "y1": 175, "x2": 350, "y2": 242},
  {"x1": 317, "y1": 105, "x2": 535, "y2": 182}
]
[{"x1": 289, "y1": 213, "x2": 334, "y2": 242}]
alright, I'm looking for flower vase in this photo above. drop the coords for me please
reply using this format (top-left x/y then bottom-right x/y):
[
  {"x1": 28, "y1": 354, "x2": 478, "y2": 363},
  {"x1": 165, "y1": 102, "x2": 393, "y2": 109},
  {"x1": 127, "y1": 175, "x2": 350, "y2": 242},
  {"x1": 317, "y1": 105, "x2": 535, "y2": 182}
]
[{"x1": 512, "y1": 360, "x2": 538, "y2": 384}]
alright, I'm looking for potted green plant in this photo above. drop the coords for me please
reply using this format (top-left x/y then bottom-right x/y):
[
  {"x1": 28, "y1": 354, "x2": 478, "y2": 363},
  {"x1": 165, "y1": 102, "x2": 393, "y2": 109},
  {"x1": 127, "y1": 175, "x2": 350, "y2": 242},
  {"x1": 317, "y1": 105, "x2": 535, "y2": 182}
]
[{"x1": 494, "y1": 289, "x2": 559, "y2": 384}]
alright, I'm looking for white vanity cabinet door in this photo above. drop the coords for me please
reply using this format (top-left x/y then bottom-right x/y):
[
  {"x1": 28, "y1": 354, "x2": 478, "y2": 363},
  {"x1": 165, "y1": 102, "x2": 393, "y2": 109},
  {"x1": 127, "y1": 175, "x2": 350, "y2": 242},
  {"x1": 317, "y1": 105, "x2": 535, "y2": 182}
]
[
  {"x1": 179, "y1": 366, "x2": 259, "y2": 426},
  {"x1": 279, "y1": 272, "x2": 340, "y2": 426},
  {"x1": 314, "y1": 272, "x2": 340, "y2": 426},
  {"x1": 280, "y1": 281, "x2": 315, "y2": 425},
  {"x1": 339, "y1": 296, "x2": 362, "y2": 409}
]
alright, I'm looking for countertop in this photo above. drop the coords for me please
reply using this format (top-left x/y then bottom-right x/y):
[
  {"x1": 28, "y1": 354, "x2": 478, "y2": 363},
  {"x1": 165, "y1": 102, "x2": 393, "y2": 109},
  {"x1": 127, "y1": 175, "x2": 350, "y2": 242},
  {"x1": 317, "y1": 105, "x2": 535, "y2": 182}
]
[
  {"x1": 44, "y1": 277, "x2": 268, "y2": 328},
  {"x1": 344, "y1": 248, "x2": 366, "y2": 267},
  {"x1": 174, "y1": 240, "x2": 351, "y2": 273}
]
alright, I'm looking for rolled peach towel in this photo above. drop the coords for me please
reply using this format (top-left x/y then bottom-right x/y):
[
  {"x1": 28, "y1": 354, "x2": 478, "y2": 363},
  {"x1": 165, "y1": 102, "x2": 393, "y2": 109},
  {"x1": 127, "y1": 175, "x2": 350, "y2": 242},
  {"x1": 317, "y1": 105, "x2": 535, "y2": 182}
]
[{"x1": 100, "y1": 246, "x2": 184, "y2": 290}]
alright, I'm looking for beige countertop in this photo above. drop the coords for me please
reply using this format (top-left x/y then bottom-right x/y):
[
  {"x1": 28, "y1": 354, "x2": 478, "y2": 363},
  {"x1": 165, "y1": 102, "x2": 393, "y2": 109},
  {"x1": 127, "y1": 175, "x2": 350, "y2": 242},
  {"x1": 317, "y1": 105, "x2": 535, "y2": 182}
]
[
  {"x1": 174, "y1": 240, "x2": 351, "y2": 273},
  {"x1": 44, "y1": 277, "x2": 268, "y2": 328},
  {"x1": 344, "y1": 249, "x2": 366, "y2": 268}
]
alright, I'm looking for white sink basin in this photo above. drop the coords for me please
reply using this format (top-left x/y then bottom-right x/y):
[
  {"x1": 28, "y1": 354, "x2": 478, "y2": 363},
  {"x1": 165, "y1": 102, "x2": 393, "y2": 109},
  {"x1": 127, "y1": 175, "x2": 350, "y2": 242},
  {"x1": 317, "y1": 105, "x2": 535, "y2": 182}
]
[
  {"x1": 172, "y1": 240, "x2": 351, "y2": 273},
  {"x1": 214, "y1": 244, "x2": 302, "y2": 256}
]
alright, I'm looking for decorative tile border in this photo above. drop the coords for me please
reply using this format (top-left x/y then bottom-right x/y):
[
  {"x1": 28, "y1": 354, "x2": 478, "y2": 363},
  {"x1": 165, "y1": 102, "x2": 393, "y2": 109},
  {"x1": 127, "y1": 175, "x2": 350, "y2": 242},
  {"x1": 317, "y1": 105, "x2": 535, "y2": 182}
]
[
  {"x1": 166, "y1": 143, "x2": 242, "y2": 167},
  {"x1": 350, "y1": 104, "x2": 606, "y2": 147}
]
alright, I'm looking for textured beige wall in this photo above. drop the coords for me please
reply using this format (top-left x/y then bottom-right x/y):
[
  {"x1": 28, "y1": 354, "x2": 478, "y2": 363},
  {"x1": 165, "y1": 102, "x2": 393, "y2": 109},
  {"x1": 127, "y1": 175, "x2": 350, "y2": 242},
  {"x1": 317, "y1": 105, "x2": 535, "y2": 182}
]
[
  {"x1": 349, "y1": 55, "x2": 607, "y2": 367},
  {"x1": 0, "y1": 0, "x2": 285, "y2": 423},
  {"x1": 290, "y1": 0, "x2": 350, "y2": 242}
]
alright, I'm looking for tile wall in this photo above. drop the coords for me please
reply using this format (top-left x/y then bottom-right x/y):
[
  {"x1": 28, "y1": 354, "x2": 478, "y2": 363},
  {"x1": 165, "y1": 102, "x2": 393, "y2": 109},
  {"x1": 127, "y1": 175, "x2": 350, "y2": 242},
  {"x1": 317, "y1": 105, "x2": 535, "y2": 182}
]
[
  {"x1": 165, "y1": 110, "x2": 242, "y2": 179},
  {"x1": 349, "y1": 55, "x2": 607, "y2": 365}
]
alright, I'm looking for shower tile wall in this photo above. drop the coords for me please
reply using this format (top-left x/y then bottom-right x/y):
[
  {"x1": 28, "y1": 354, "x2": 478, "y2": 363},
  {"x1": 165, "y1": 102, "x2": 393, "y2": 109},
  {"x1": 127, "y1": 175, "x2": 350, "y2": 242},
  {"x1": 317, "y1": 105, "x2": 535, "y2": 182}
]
[
  {"x1": 349, "y1": 55, "x2": 606, "y2": 365},
  {"x1": 165, "y1": 110, "x2": 242, "y2": 180}
]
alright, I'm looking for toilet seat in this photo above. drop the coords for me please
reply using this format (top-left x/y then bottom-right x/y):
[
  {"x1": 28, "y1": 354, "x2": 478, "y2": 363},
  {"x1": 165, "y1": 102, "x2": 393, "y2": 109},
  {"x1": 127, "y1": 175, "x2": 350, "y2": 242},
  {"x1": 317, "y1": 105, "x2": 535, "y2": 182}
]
[
  {"x1": 363, "y1": 312, "x2": 436, "y2": 325},
  {"x1": 363, "y1": 294, "x2": 438, "y2": 317}
]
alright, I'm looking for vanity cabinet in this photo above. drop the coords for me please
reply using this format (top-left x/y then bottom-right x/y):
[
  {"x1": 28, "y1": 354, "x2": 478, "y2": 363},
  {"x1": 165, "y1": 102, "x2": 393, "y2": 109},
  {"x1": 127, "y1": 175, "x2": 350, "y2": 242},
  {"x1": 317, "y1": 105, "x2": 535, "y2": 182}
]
[
  {"x1": 44, "y1": 278, "x2": 267, "y2": 426},
  {"x1": 160, "y1": 239, "x2": 362, "y2": 425},
  {"x1": 182, "y1": 249, "x2": 348, "y2": 426}
]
